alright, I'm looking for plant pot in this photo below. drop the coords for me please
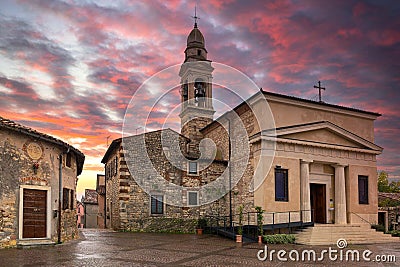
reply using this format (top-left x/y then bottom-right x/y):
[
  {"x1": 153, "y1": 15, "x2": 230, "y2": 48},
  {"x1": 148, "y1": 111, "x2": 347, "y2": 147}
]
[
  {"x1": 258, "y1": 235, "x2": 263, "y2": 244},
  {"x1": 196, "y1": 228, "x2": 203, "y2": 235},
  {"x1": 236, "y1": 235, "x2": 242, "y2": 243}
]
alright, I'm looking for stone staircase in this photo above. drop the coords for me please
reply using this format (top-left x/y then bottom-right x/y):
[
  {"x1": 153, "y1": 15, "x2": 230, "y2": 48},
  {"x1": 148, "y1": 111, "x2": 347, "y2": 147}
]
[{"x1": 295, "y1": 224, "x2": 400, "y2": 245}]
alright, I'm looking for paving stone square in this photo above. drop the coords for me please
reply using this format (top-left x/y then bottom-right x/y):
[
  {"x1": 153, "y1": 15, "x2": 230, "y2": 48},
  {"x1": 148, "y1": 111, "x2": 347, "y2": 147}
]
[{"x1": 0, "y1": 229, "x2": 399, "y2": 266}]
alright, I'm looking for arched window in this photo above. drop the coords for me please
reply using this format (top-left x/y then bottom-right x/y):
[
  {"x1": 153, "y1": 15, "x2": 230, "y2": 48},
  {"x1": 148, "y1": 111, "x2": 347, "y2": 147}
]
[
  {"x1": 181, "y1": 80, "x2": 188, "y2": 102},
  {"x1": 194, "y1": 78, "x2": 206, "y2": 107}
]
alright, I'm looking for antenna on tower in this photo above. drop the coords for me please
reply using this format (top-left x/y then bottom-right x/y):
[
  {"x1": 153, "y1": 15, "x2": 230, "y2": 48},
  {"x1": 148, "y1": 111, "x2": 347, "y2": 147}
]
[{"x1": 106, "y1": 135, "x2": 111, "y2": 147}]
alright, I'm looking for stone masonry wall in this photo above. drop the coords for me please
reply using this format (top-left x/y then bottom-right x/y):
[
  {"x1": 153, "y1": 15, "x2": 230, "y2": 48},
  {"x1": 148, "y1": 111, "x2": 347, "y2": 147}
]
[
  {"x1": 0, "y1": 193, "x2": 17, "y2": 248},
  {"x1": 105, "y1": 145, "x2": 121, "y2": 230},
  {"x1": 202, "y1": 106, "x2": 258, "y2": 219},
  {"x1": 106, "y1": 105, "x2": 260, "y2": 233},
  {"x1": 0, "y1": 139, "x2": 25, "y2": 247},
  {"x1": 119, "y1": 105, "x2": 261, "y2": 230},
  {"x1": 106, "y1": 129, "x2": 233, "y2": 232},
  {"x1": 60, "y1": 210, "x2": 78, "y2": 242}
]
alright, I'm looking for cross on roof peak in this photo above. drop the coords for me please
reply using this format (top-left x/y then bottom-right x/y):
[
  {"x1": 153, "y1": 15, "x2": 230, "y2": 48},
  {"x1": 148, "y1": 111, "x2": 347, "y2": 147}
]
[{"x1": 313, "y1": 81, "x2": 326, "y2": 102}]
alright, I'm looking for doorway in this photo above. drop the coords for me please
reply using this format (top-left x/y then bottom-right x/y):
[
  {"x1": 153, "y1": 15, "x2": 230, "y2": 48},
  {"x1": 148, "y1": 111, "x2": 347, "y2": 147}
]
[
  {"x1": 310, "y1": 183, "x2": 326, "y2": 223},
  {"x1": 23, "y1": 189, "x2": 47, "y2": 238}
]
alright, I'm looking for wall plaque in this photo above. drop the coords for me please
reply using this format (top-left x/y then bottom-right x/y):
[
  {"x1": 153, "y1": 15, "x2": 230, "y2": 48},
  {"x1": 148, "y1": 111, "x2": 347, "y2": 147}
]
[{"x1": 23, "y1": 141, "x2": 44, "y2": 161}]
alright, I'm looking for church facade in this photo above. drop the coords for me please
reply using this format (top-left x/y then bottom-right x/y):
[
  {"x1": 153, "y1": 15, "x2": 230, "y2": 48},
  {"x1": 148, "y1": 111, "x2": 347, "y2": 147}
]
[{"x1": 102, "y1": 21, "x2": 382, "y2": 232}]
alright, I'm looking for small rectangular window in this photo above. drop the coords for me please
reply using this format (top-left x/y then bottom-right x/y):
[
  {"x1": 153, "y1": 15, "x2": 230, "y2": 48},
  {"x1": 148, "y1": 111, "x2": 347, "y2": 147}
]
[
  {"x1": 188, "y1": 191, "x2": 198, "y2": 206},
  {"x1": 151, "y1": 195, "x2": 163, "y2": 215},
  {"x1": 66, "y1": 152, "x2": 72, "y2": 168},
  {"x1": 358, "y1": 175, "x2": 369, "y2": 204},
  {"x1": 188, "y1": 162, "x2": 198, "y2": 175},
  {"x1": 275, "y1": 168, "x2": 288, "y2": 202},
  {"x1": 105, "y1": 163, "x2": 109, "y2": 180}
]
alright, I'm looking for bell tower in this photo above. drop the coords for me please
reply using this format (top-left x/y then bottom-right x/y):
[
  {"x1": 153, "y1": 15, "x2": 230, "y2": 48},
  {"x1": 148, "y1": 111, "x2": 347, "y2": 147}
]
[{"x1": 179, "y1": 16, "x2": 215, "y2": 155}]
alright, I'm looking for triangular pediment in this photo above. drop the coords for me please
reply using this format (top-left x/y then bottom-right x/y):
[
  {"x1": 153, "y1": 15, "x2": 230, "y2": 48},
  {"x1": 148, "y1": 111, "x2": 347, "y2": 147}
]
[{"x1": 273, "y1": 121, "x2": 382, "y2": 151}]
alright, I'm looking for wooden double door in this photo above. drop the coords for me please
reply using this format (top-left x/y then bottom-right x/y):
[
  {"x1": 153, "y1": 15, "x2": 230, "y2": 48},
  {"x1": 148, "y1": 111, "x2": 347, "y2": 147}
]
[{"x1": 23, "y1": 189, "x2": 47, "y2": 238}]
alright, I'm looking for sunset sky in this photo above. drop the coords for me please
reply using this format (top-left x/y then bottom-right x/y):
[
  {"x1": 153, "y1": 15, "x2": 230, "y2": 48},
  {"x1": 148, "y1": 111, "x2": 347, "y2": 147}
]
[{"x1": 0, "y1": 0, "x2": 399, "y2": 199}]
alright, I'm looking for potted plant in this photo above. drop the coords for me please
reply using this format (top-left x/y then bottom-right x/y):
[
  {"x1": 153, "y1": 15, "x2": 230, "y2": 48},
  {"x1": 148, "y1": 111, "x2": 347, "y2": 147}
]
[
  {"x1": 196, "y1": 218, "x2": 207, "y2": 235},
  {"x1": 255, "y1": 206, "x2": 264, "y2": 244},
  {"x1": 236, "y1": 205, "x2": 244, "y2": 243}
]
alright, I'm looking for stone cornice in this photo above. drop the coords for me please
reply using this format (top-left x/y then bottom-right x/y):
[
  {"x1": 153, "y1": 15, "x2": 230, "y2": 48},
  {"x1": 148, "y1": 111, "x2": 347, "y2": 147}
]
[
  {"x1": 263, "y1": 91, "x2": 380, "y2": 120},
  {"x1": 266, "y1": 136, "x2": 381, "y2": 155},
  {"x1": 258, "y1": 120, "x2": 382, "y2": 152}
]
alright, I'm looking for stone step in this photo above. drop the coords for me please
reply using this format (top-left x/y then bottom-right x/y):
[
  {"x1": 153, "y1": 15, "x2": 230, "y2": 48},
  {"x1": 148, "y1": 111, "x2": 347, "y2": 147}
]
[
  {"x1": 296, "y1": 240, "x2": 395, "y2": 245},
  {"x1": 296, "y1": 236, "x2": 397, "y2": 242},
  {"x1": 297, "y1": 235, "x2": 391, "y2": 239},
  {"x1": 297, "y1": 232, "x2": 394, "y2": 237},
  {"x1": 17, "y1": 238, "x2": 56, "y2": 248},
  {"x1": 295, "y1": 224, "x2": 399, "y2": 245}
]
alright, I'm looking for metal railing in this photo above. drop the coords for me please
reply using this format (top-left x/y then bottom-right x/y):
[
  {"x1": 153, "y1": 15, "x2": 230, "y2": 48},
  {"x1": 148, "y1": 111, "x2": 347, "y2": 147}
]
[
  {"x1": 349, "y1": 211, "x2": 373, "y2": 225},
  {"x1": 204, "y1": 209, "x2": 313, "y2": 239}
]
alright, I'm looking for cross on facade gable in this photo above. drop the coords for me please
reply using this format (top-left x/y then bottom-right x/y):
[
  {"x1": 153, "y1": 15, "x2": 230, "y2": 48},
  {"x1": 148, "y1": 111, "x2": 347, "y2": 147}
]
[{"x1": 314, "y1": 81, "x2": 326, "y2": 102}]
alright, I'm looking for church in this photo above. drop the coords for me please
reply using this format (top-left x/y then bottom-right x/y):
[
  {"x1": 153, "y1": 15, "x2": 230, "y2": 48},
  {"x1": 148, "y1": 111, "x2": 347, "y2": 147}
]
[{"x1": 102, "y1": 19, "x2": 384, "y2": 241}]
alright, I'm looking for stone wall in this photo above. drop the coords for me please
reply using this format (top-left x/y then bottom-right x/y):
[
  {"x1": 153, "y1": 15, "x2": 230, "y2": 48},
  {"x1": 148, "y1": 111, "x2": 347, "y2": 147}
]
[
  {"x1": 104, "y1": 129, "x2": 242, "y2": 232},
  {"x1": 202, "y1": 105, "x2": 258, "y2": 217},
  {"x1": 105, "y1": 145, "x2": 121, "y2": 230},
  {"x1": 0, "y1": 193, "x2": 17, "y2": 248},
  {"x1": 0, "y1": 139, "x2": 24, "y2": 248},
  {"x1": 60, "y1": 210, "x2": 78, "y2": 242},
  {"x1": 102, "y1": 101, "x2": 267, "y2": 233}
]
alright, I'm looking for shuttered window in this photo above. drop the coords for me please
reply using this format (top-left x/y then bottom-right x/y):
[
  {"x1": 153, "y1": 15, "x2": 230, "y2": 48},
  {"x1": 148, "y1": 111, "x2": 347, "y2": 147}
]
[
  {"x1": 151, "y1": 195, "x2": 163, "y2": 214},
  {"x1": 70, "y1": 190, "x2": 74, "y2": 210},
  {"x1": 63, "y1": 188, "x2": 69, "y2": 210},
  {"x1": 189, "y1": 162, "x2": 198, "y2": 175},
  {"x1": 188, "y1": 191, "x2": 198, "y2": 206},
  {"x1": 66, "y1": 152, "x2": 72, "y2": 168}
]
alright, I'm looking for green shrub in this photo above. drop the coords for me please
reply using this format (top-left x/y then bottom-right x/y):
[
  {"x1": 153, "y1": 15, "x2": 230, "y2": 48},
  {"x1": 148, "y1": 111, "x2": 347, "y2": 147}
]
[
  {"x1": 378, "y1": 198, "x2": 400, "y2": 207},
  {"x1": 390, "y1": 230, "x2": 400, "y2": 237},
  {"x1": 263, "y1": 234, "x2": 296, "y2": 244},
  {"x1": 255, "y1": 206, "x2": 264, "y2": 236},
  {"x1": 371, "y1": 224, "x2": 385, "y2": 232},
  {"x1": 197, "y1": 218, "x2": 207, "y2": 229}
]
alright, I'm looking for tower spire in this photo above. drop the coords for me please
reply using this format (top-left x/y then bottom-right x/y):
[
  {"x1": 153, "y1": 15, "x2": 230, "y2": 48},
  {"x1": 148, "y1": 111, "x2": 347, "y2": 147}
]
[{"x1": 192, "y1": 5, "x2": 200, "y2": 28}]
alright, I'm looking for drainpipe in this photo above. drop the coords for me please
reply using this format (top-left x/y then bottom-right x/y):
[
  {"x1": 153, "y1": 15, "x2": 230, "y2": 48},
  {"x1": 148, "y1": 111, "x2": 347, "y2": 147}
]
[
  {"x1": 228, "y1": 114, "x2": 233, "y2": 229},
  {"x1": 58, "y1": 147, "x2": 70, "y2": 244},
  {"x1": 104, "y1": 174, "x2": 107, "y2": 229}
]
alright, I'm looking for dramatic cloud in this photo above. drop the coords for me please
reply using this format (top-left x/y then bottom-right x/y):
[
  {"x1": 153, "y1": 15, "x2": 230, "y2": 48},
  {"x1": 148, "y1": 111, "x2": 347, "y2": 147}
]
[{"x1": 0, "y1": 0, "x2": 399, "y2": 198}]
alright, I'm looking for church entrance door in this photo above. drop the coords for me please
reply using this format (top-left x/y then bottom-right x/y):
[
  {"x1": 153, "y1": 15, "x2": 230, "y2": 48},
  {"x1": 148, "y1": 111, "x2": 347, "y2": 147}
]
[{"x1": 310, "y1": 183, "x2": 326, "y2": 223}]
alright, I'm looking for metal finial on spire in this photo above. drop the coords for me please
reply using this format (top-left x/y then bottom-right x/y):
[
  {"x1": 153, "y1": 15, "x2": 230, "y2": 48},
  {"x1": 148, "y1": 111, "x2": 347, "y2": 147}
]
[{"x1": 192, "y1": 5, "x2": 200, "y2": 28}]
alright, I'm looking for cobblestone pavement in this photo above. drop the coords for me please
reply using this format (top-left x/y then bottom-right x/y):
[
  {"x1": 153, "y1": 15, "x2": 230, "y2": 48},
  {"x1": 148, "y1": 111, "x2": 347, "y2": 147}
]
[{"x1": 0, "y1": 229, "x2": 399, "y2": 266}]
